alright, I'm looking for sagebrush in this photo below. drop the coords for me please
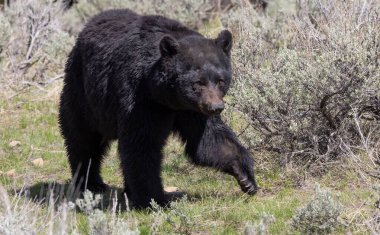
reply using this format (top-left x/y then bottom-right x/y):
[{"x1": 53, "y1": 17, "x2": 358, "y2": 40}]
[
  {"x1": 292, "y1": 184, "x2": 342, "y2": 234},
  {"x1": 225, "y1": 0, "x2": 380, "y2": 168}
]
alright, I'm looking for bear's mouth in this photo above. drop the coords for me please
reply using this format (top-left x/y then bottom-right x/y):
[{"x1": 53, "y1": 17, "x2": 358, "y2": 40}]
[
  {"x1": 198, "y1": 102, "x2": 225, "y2": 116},
  {"x1": 198, "y1": 106, "x2": 223, "y2": 116},
  {"x1": 200, "y1": 108, "x2": 223, "y2": 116}
]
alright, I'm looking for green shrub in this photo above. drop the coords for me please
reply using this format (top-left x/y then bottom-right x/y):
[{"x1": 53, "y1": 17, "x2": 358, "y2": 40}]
[{"x1": 292, "y1": 184, "x2": 342, "y2": 234}]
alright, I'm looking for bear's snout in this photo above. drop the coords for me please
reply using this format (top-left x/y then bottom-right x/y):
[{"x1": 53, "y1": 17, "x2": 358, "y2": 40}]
[
  {"x1": 199, "y1": 99, "x2": 225, "y2": 116},
  {"x1": 199, "y1": 100, "x2": 224, "y2": 116},
  {"x1": 208, "y1": 101, "x2": 225, "y2": 115},
  {"x1": 198, "y1": 85, "x2": 225, "y2": 116}
]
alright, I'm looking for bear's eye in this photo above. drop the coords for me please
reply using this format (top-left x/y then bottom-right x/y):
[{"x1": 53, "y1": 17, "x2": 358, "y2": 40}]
[
  {"x1": 192, "y1": 80, "x2": 204, "y2": 91},
  {"x1": 217, "y1": 79, "x2": 225, "y2": 87},
  {"x1": 193, "y1": 80, "x2": 205, "y2": 86}
]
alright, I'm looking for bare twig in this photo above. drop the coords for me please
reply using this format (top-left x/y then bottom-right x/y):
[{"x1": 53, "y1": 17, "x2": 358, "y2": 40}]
[{"x1": 25, "y1": 5, "x2": 51, "y2": 61}]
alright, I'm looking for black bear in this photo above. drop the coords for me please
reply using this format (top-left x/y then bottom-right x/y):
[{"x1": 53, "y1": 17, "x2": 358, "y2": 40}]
[{"x1": 59, "y1": 9, "x2": 257, "y2": 208}]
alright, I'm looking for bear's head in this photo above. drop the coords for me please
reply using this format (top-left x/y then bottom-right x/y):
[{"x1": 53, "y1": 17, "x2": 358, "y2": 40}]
[{"x1": 153, "y1": 30, "x2": 233, "y2": 116}]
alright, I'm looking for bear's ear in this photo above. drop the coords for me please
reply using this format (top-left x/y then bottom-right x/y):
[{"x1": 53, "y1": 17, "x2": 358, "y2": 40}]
[
  {"x1": 159, "y1": 35, "x2": 179, "y2": 57},
  {"x1": 215, "y1": 30, "x2": 233, "y2": 56}
]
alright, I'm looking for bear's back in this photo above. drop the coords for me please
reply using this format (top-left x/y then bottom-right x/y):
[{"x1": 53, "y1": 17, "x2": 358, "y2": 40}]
[
  {"x1": 75, "y1": 9, "x2": 201, "y2": 98},
  {"x1": 78, "y1": 9, "x2": 198, "y2": 53},
  {"x1": 139, "y1": 14, "x2": 200, "y2": 40},
  {"x1": 77, "y1": 9, "x2": 140, "y2": 54}
]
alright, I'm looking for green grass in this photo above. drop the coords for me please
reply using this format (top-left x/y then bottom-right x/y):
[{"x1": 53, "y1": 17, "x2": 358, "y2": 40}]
[{"x1": 0, "y1": 84, "x2": 375, "y2": 234}]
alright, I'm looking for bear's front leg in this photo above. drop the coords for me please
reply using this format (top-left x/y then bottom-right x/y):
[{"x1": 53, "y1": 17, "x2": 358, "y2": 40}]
[
  {"x1": 174, "y1": 112, "x2": 258, "y2": 195},
  {"x1": 118, "y1": 109, "x2": 174, "y2": 209}
]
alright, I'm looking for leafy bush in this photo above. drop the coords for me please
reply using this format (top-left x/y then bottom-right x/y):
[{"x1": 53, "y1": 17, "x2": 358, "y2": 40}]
[
  {"x1": 292, "y1": 184, "x2": 342, "y2": 234},
  {"x1": 224, "y1": 0, "x2": 380, "y2": 167}
]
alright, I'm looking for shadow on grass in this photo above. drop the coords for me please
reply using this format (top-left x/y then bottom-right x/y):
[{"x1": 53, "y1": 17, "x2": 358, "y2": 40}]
[
  {"x1": 16, "y1": 182, "x2": 202, "y2": 212},
  {"x1": 17, "y1": 181, "x2": 127, "y2": 211}
]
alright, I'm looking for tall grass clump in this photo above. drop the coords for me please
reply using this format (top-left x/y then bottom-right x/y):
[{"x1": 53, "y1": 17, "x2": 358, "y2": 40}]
[
  {"x1": 0, "y1": 186, "x2": 139, "y2": 235},
  {"x1": 76, "y1": 190, "x2": 139, "y2": 235},
  {"x1": 369, "y1": 184, "x2": 380, "y2": 233},
  {"x1": 340, "y1": 113, "x2": 380, "y2": 232},
  {"x1": 225, "y1": 0, "x2": 380, "y2": 168},
  {"x1": 0, "y1": 186, "x2": 79, "y2": 234}
]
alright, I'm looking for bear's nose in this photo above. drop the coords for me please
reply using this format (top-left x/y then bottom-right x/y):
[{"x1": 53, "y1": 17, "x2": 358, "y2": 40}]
[{"x1": 209, "y1": 102, "x2": 225, "y2": 114}]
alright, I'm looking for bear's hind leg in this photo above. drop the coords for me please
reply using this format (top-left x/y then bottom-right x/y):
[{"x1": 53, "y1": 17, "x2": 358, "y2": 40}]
[
  {"x1": 68, "y1": 135, "x2": 110, "y2": 192},
  {"x1": 117, "y1": 108, "x2": 174, "y2": 209},
  {"x1": 59, "y1": 110, "x2": 110, "y2": 192},
  {"x1": 118, "y1": 134, "x2": 167, "y2": 209}
]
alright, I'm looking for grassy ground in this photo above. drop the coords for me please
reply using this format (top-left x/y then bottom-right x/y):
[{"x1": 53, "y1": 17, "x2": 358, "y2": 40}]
[{"x1": 0, "y1": 84, "x2": 376, "y2": 234}]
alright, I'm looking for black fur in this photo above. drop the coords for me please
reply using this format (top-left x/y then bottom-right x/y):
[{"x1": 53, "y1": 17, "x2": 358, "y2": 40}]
[{"x1": 59, "y1": 9, "x2": 257, "y2": 209}]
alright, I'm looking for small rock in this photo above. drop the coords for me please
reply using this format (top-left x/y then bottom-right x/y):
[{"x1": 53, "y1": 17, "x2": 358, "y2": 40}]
[
  {"x1": 31, "y1": 158, "x2": 44, "y2": 167},
  {"x1": 9, "y1": 140, "x2": 21, "y2": 147},
  {"x1": 164, "y1": 186, "x2": 179, "y2": 192},
  {"x1": 5, "y1": 169, "x2": 16, "y2": 177}
]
